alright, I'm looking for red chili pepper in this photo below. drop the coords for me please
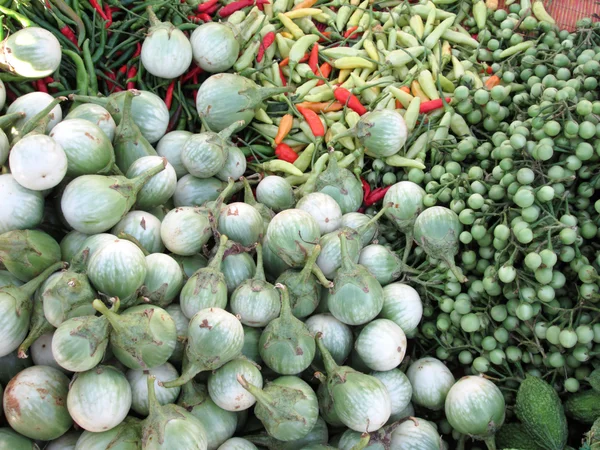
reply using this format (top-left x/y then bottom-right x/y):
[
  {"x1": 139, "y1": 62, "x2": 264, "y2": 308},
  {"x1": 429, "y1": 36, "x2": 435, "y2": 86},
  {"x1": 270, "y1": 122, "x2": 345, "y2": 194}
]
[
  {"x1": 60, "y1": 25, "x2": 78, "y2": 47},
  {"x1": 419, "y1": 97, "x2": 451, "y2": 114},
  {"x1": 126, "y1": 66, "x2": 137, "y2": 90},
  {"x1": 395, "y1": 99, "x2": 402, "y2": 109},
  {"x1": 364, "y1": 186, "x2": 391, "y2": 206},
  {"x1": 197, "y1": 0, "x2": 219, "y2": 13},
  {"x1": 318, "y1": 31, "x2": 331, "y2": 42},
  {"x1": 275, "y1": 143, "x2": 298, "y2": 163},
  {"x1": 360, "y1": 178, "x2": 371, "y2": 204},
  {"x1": 486, "y1": 65, "x2": 493, "y2": 74},
  {"x1": 255, "y1": 0, "x2": 270, "y2": 10},
  {"x1": 104, "y1": 4, "x2": 113, "y2": 28},
  {"x1": 181, "y1": 65, "x2": 202, "y2": 83},
  {"x1": 133, "y1": 42, "x2": 142, "y2": 58},
  {"x1": 334, "y1": 87, "x2": 367, "y2": 115},
  {"x1": 43, "y1": 76, "x2": 55, "y2": 84},
  {"x1": 257, "y1": 31, "x2": 275, "y2": 63},
  {"x1": 105, "y1": 70, "x2": 117, "y2": 91},
  {"x1": 165, "y1": 81, "x2": 176, "y2": 110},
  {"x1": 205, "y1": 3, "x2": 220, "y2": 14},
  {"x1": 167, "y1": 104, "x2": 183, "y2": 133},
  {"x1": 343, "y1": 26, "x2": 360, "y2": 39},
  {"x1": 196, "y1": 13, "x2": 211, "y2": 21},
  {"x1": 297, "y1": 107, "x2": 324, "y2": 137},
  {"x1": 308, "y1": 44, "x2": 319, "y2": 74},
  {"x1": 89, "y1": 0, "x2": 108, "y2": 20},
  {"x1": 35, "y1": 80, "x2": 48, "y2": 93},
  {"x1": 279, "y1": 67, "x2": 287, "y2": 86},
  {"x1": 218, "y1": 0, "x2": 253, "y2": 17}
]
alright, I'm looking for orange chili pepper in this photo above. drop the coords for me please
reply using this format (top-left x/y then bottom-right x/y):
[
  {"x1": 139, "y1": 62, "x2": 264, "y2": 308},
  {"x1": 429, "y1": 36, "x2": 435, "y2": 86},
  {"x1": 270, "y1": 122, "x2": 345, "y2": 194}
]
[
  {"x1": 400, "y1": 86, "x2": 411, "y2": 94},
  {"x1": 275, "y1": 114, "x2": 294, "y2": 145},
  {"x1": 315, "y1": 62, "x2": 332, "y2": 86},
  {"x1": 297, "y1": 106, "x2": 324, "y2": 137},
  {"x1": 293, "y1": 0, "x2": 317, "y2": 9},
  {"x1": 410, "y1": 81, "x2": 429, "y2": 102},
  {"x1": 295, "y1": 101, "x2": 344, "y2": 113},
  {"x1": 485, "y1": 74, "x2": 501, "y2": 89}
]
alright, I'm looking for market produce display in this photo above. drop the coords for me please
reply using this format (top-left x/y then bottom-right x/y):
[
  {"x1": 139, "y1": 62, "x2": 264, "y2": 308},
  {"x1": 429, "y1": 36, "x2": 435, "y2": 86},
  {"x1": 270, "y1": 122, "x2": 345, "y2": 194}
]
[{"x1": 0, "y1": 0, "x2": 599, "y2": 448}]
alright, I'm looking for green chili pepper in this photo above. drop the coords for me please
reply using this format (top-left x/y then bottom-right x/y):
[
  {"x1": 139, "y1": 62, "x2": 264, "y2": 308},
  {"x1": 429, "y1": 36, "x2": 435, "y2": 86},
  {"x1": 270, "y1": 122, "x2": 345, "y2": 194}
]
[
  {"x1": 82, "y1": 39, "x2": 98, "y2": 95},
  {"x1": 92, "y1": 25, "x2": 107, "y2": 63},
  {"x1": 0, "y1": 5, "x2": 33, "y2": 27},
  {"x1": 63, "y1": 49, "x2": 89, "y2": 96}
]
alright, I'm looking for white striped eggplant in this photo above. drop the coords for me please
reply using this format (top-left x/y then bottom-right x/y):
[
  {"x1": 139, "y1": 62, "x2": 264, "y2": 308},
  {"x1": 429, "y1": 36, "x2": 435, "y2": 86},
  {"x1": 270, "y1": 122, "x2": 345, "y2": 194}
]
[
  {"x1": 190, "y1": 22, "x2": 239, "y2": 73},
  {"x1": 354, "y1": 319, "x2": 407, "y2": 372},
  {"x1": 0, "y1": 27, "x2": 61, "y2": 78},
  {"x1": 65, "y1": 103, "x2": 117, "y2": 142},
  {"x1": 59, "y1": 231, "x2": 90, "y2": 263},
  {"x1": 243, "y1": 417, "x2": 329, "y2": 450},
  {"x1": 256, "y1": 176, "x2": 295, "y2": 213},
  {"x1": 161, "y1": 179, "x2": 235, "y2": 255},
  {"x1": 181, "y1": 121, "x2": 244, "y2": 179},
  {"x1": 0, "y1": 262, "x2": 64, "y2": 358},
  {"x1": 178, "y1": 381, "x2": 238, "y2": 450},
  {"x1": 217, "y1": 202, "x2": 264, "y2": 247},
  {"x1": 6, "y1": 92, "x2": 62, "y2": 135},
  {"x1": 218, "y1": 438, "x2": 258, "y2": 450},
  {"x1": 305, "y1": 313, "x2": 353, "y2": 370},
  {"x1": 142, "y1": 376, "x2": 208, "y2": 450},
  {"x1": 358, "y1": 244, "x2": 405, "y2": 286},
  {"x1": 156, "y1": 130, "x2": 192, "y2": 179},
  {"x1": 126, "y1": 156, "x2": 177, "y2": 210},
  {"x1": 326, "y1": 233, "x2": 384, "y2": 326},
  {"x1": 165, "y1": 303, "x2": 188, "y2": 364},
  {"x1": 315, "y1": 156, "x2": 363, "y2": 214},
  {"x1": 207, "y1": 358, "x2": 263, "y2": 412},
  {"x1": 406, "y1": 357, "x2": 455, "y2": 411},
  {"x1": 29, "y1": 333, "x2": 66, "y2": 374},
  {"x1": 259, "y1": 284, "x2": 315, "y2": 375},
  {"x1": 87, "y1": 238, "x2": 148, "y2": 304},
  {"x1": 141, "y1": 8, "x2": 193, "y2": 79},
  {"x1": 67, "y1": 365, "x2": 132, "y2": 432},
  {"x1": 371, "y1": 369, "x2": 412, "y2": 422},
  {"x1": 221, "y1": 249, "x2": 256, "y2": 294},
  {"x1": 241, "y1": 325, "x2": 261, "y2": 364},
  {"x1": 380, "y1": 283, "x2": 423, "y2": 335},
  {"x1": 315, "y1": 334, "x2": 391, "y2": 432},
  {"x1": 74, "y1": 417, "x2": 142, "y2": 450},
  {"x1": 52, "y1": 309, "x2": 110, "y2": 372},
  {"x1": 61, "y1": 158, "x2": 166, "y2": 234},
  {"x1": 296, "y1": 192, "x2": 342, "y2": 234},
  {"x1": 112, "y1": 91, "x2": 158, "y2": 173},
  {"x1": 230, "y1": 244, "x2": 280, "y2": 327},
  {"x1": 195, "y1": 73, "x2": 290, "y2": 132},
  {"x1": 49, "y1": 118, "x2": 116, "y2": 176},
  {"x1": 180, "y1": 235, "x2": 229, "y2": 319},
  {"x1": 276, "y1": 245, "x2": 331, "y2": 319},
  {"x1": 126, "y1": 363, "x2": 181, "y2": 416},
  {"x1": 237, "y1": 375, "x2": 318, "y2": 442},
  {"x1": 265, "y1": 209, "x2": 321, "y2": 268},
  {"x1": 93, "y1": 300, "x2": 176, "y2": 369},
  {"x1": 216, "y1": 146, "x2": 246, "y2": 181},
  {"x1": 3, "y1": 366, "x2": 71, "y2": 440},
  {"x1": 174, "y1": 175, "x2": 224, "y2": 207},
  {"x1": 140, "y1": 253, "x2": 184, "y2": 307},
  {"x1": 112, "y1": 210, "x2": 165, "y2": 254},
  {"x1": 0, "y1": 229, "x2": 61, "y2": 281},
  {"x1": 162, "y1": 307, "x2": 244, "y2": 388},
  {"x1": 341, "y1": 212, "x2": 378, "y2": 247},
  {"x1": 0, "y1": 174, "x2": 44, "y2": 234},
  {"x1": 40, "y1": 248, "x2": 96, "y2": 327},
  {"x1": 0, "y1": 428, "x2": 38, "y2": 450},
  {"x1": 72, "y1": 90, "x2": 169, "y2": 144}
]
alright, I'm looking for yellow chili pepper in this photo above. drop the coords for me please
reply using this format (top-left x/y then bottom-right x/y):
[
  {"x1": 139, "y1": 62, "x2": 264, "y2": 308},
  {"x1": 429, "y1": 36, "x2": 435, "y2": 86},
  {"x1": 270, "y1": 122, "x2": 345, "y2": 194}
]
[
  {"x1": 284, "y1": 8, "x2": 322, "y2": 19},
  {"x1": 332, "y1": 57, "x2": 377, "y2": 70},
  {"x1": 409, "y1": 15, "x2": 424, "y2": 39},
  {"x1": 363, "y1": 39, "x2": 379, "y2": 63},
  {"x1": 254, "y1": 108, "x2": 274, "y2": 124},
  {"x1": 388, "y1": 85, "x2": 414, "y2": 108},
  {"x1": 277, "y1": 13, "x2": 305, "y2": 39},
  {"x1": 338, "y1": 68, "x2": 352, "y2": 83}
]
